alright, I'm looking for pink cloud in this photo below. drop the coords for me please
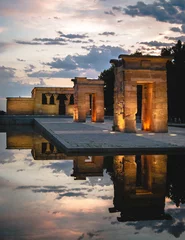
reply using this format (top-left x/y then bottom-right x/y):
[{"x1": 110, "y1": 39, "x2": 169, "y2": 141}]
[{"x1": 0, "y1": 0, "x2": 59, "y2": 16}]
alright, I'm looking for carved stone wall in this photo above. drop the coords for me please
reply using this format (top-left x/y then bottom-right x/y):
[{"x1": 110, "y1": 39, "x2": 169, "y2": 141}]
[
  {"x1": 111, "y1": 55, "x2": 172, "y2": 133},
  {"x1": 7, "y1": 87, "x2": 74, "y2": 116},
  {"x1": 72, "y1": 77, "x2": 104, "y2": 122}
]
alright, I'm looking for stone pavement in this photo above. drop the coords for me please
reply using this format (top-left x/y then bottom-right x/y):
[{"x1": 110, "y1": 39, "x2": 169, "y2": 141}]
[{"x1": 34, "y1": 118, "x2": 185, "y2": 154}]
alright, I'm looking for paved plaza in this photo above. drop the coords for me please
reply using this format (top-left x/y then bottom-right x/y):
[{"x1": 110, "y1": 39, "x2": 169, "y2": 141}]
[{"x1": 34, "y1": 118, "x2": 185, "y2": 154}]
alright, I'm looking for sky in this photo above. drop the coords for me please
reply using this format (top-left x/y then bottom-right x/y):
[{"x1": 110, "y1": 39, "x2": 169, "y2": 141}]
[{"x1": 1, "y1": 0, "x2": 185, "y2": 109}]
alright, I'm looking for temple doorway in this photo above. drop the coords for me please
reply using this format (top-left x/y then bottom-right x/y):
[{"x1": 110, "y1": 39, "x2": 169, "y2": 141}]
[
  {"x1": 88, "y1": 93, "x2": 96, "y2": 122},
  {"x1": 137, "y1": 83, "x2": 153, "y2": 131},
  {"x1": 58, "y1": 94, "x2": 67, "y2": 115}
]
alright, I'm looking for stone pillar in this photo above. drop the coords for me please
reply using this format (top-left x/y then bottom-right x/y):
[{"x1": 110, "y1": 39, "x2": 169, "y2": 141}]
[
  {"x1": 76, "y1": 94, "x2": 87, "y2": 122},
  {"x1": 142, "y1": 83, "x2": 153, "y2": 131},
  {"x1": 45, "y1": 93, "x2": 52, "y2": 105},
  {"x1": 95, "y1": 91, "x2": 104, "y2": 122},
  {"x1": 53, "y1": 93, "x2": 58, "y2": 104},
  {"x1": 124, "y1": 80, "x2": 137, "y2": 133},
  {"x1": 65, "y1": 94, "x2": 71, "y2": 115},
  {"x1": 152, "y1": 79, "x2": 168, "y2": 132},
  {"x1": 45, "y1": 142, "x2": 51, "y2": 154},
  {"x1": 113, "y1": 65, "x2": 125, "y2": 131},
  {"x1": 53, "y1": 146, "x2": 57, "y2": 154}
]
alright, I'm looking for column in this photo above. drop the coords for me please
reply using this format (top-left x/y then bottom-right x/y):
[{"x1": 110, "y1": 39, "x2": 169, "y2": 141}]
[
  {"x1": 65, "y1": 94, "x2": 71, "y2": 115},
  {"x1": 53, "y1": 93, "x2": 59, "y2": 104},
  {"x1": 45, "y1": 93, "x2": 52, "y2": 105}
]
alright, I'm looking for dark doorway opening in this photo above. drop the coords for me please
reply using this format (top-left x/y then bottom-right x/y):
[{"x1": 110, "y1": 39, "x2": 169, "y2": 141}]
[
  {"x1": 57, "y1": 94, "x2": 67, "y2": 115},
  {"x1": 136, "y1": 85, "x2": 142, "y2": 122}
]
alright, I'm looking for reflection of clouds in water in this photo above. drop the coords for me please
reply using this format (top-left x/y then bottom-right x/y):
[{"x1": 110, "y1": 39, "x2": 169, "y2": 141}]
[
  {"x1": 126, "y1": 208, "x2": 185, "y2": 238},
  {"x1": 17, "y1": 169, "x2": 25, "y2": 172},
  {"x1": 83, "y1": 171, "x2": 112, "y2": 187},
  {"x1": 77, "y1": 230, "x2": 104, "y2": 240},
  {"x1": 0, "y1": 176, "x2": 14, "y2": 188},
  {"x1": 16, "y1": 185, "x2": 91, "y2": 200},
  {"x1": 24, "y1": 156, "x2": 35, "y2": 166},
  {"x1": 41, "y1": 160, "x2": 73, "y2": 175},
  {"x1": 97, "y1": 195, "x2": 112, "y2": 200},
  {"x1": 56, "y1": 192, "x2": 88, "y2": 200},
  {"x1": 0, "y1": 151, "x2": 16, "y2": 164}
]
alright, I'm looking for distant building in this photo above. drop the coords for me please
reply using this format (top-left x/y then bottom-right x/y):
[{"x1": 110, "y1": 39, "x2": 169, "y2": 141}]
[{"x1": 7, "y1": 87, "x2": 74, "y2": 115}]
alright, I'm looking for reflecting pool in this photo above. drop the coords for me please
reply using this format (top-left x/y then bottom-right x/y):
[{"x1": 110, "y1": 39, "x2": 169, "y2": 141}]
[{"x1": 1, "y1": 126, "x2": 185, "y2": 239}]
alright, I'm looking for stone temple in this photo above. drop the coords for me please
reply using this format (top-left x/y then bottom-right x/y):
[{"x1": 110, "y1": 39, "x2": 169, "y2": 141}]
[
  {"x1": 110, "y1": 55, "x2": 172, "y2": 133},
  {"x1": 6, "y1": 55, "x2": 172, "y2": 133}
]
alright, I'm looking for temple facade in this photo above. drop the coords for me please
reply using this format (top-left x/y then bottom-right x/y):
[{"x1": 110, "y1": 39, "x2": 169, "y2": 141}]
[
  {"x1": 7, "y1": 87, "x2": 74, "y2": 115},
  {"x1": 111, "y1": 55, "x2": 172, "y2": 133},
  {"x1": 72, "y1": 77, "x2": 104, "y2": 122}
]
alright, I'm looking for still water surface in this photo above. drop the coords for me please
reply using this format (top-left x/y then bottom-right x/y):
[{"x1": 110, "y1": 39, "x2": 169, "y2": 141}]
[{"x1": 0, "y1": 127, "x2": 185, "y2": 240}]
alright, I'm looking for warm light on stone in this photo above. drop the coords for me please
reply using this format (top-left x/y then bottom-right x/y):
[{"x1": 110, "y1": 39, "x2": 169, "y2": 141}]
[
  {"x1": 72, "y1": 77, "x2": 104, "y2": 123},
  {"x1": 111, "y1": 55, "x2": 172, "y2": 133}
]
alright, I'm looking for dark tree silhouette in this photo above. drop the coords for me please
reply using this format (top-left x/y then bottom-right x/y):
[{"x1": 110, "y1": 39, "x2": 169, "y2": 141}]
[
  {"x1": 99, "y1": 65, "x2": 114, "y2": 115},
  {"x1": 161, "y1": 40, "x2": 185, "y2": 122},
  {"x1": 166, "y1": 155, "x2": 185, "y2": 207}
]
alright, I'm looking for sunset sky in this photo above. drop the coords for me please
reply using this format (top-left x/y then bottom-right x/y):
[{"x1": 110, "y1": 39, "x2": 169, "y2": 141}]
[{"x1": 1, "y1": 0, "x2": 185, "y2": 107}]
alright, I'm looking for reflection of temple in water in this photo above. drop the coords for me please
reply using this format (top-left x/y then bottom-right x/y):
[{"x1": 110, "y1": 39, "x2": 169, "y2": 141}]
[
  {"x1": 71, "y1": 156, "x2": 104, "y2": 180},
  {"x1": 6, "y1": 129, "x2": 71, "y2": 160},
  {"x1": 4, "y1": 129, "x2": 172, "y2": 222},
  {"x1": 5, "y1": 129, "x2": 105, "y2": 179},
  {"x1": 109, "y1": 155, "x2": 171, "y2": 221}
]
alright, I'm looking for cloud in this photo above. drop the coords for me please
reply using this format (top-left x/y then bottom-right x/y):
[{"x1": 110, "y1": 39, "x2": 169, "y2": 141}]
[
  {"x1": 42, "y1": 45, "x2": 129, "y2": 72},
  {"x1": 126, "y1": 208, "x2": 185, "y2": 238},
  {"x1": 0, "y1": 65, "x2": 34, "y2": 97},
  {"x1": 170, "y1": 27, "x2": 182, "y2": 32},
  {"x1": 24, "y1": 64, "x2": 36, "y2": 73},
  {"x1": 0, "y1": 66, "x2": 16, "y2": 79},
  {"x1": 17, "y1": 58, "x2": 26, "y2": 62},
  {"x1": 0, "y1": 151, "x2": 16, "y2": 164},
  {"x1": 15, "y1": 32, "x2": 92, "y2": 46},
  {"x1": 57, "y1": 31, "x2": 88, "y2": 39},
  {"x1": 165, "y1": 35, "x2": 185, "y2": 42},
  {"x1": 139, "y1": 41, "x2": 174, "y2": 47},
  {"x1": 15, "y1": 40, "x2": 41, "y2": 45},
  {"x1": 15, "y1": 40, "x2": 67, "y2": 46},
  {"x1": 46, "y1": 56, "x2": 78, "y2": 70},
  {"x1": 41, "y1": 161, "x2": 73, "y2": 175},
  {"x1": 97, "y1": 195, "x2": 112, "y2": 200},
  {"x1": 56, "y1": 192, "x2": 87, "y2": 200},
  {"x1": 181, "y1": 24, "x2": 185, "y2": 33},
  {"x1": 124, "y1": 0, "x2": 185, "y2": 24},
  {"x1": 0, "y1": 42, "x2": 13, "y2": 53},
  {"x1": 112, "y1": 6, "x2": 122, "y2": 12},
  {"x1": 27, "y1": 69, "x2": 80, "y2": 78},
  {"x1": 0, "y1": 0, "x2": 59, "y2": 16},
  {"x1": 99, "y1": 32, "x2": 115, "y2": 36},
  {"x1": 104, "y1": 10, "x2": 115, "y2": 16},
  {"x1": 29, "y1": 45, "x2": 129, "y2": 79}
]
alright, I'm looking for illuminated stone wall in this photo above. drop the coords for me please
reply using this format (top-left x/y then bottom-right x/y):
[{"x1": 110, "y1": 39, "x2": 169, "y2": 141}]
[
  {"x1": 32, "y1": 87, "x2": 74, "y2": 115},
  {"x1": 72, "y1": 77, "x2": 104, "y2": 122},
  {"x1": 111, "y1": 55, "x2": 172, "y2": 133},
  {"x1": 7, "y1": 98, "x2": 34, "y2": 115},
  {"x1": 7, "y1": 87, "x2": 74, "y2": 116}
]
